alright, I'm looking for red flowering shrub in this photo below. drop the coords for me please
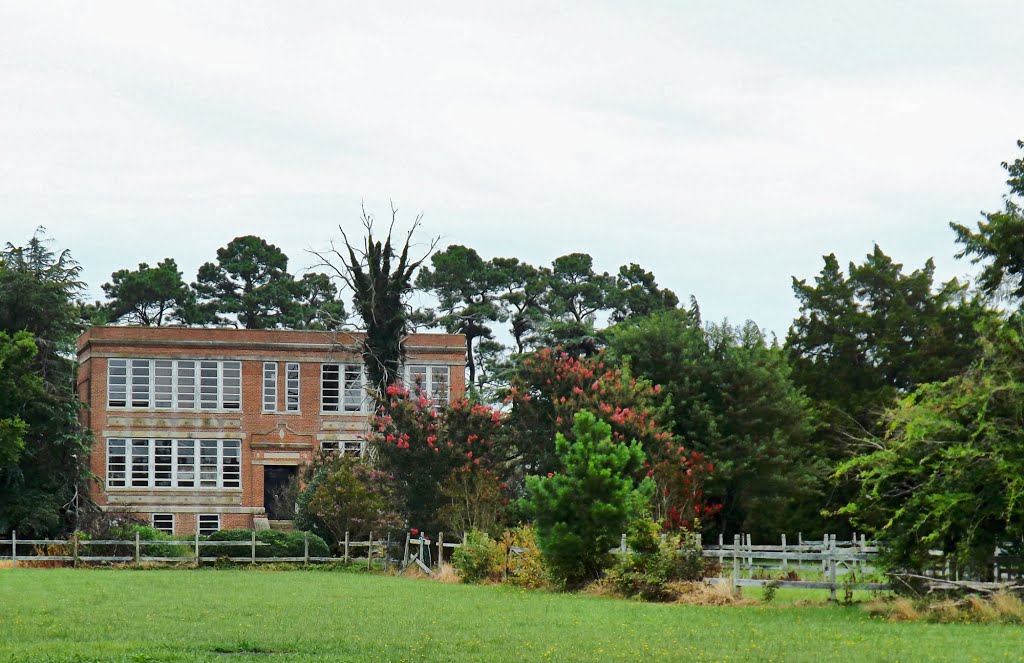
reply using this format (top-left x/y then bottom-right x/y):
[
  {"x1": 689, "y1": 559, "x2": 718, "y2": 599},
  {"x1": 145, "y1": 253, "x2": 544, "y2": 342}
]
[
  {"x1": 504, "y1": 348, "x2": 719, "y2": 529},
  {"x1": 368, "y1": 384, "x2": 506, "y2": 534}
]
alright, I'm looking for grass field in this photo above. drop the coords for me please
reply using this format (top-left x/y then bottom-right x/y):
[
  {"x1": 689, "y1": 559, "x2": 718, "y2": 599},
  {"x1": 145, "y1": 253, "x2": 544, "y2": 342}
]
[{"x1": 1, "y1": 568, "x2": 1021, "y2": 662}]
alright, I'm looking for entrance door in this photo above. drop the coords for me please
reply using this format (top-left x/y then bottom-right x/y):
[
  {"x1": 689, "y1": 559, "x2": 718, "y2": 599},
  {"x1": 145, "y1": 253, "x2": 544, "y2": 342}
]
[{"x1": 263, "y1": 466, "x2": 298, "y2": 520}]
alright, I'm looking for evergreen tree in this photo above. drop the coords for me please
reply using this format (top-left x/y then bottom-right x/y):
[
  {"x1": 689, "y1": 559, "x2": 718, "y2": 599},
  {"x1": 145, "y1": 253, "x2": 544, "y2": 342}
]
[{"x1": 101, "y1": 258, "x2": 190, "y2": 326}]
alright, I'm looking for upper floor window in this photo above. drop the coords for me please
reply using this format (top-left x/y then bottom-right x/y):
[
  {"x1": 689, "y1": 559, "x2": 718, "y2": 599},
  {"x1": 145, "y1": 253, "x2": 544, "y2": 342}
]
[
  {"x1": 263, "y1": 362, "x2": 278, "y2": 412},
  {"x1": 107, "y1": 358, "x2": 241, "y2": 411},
  {"x1": 285, "y1": 362, "x2": 300, "y2": 412},
  {"x1": 321, "y1": 363, "x2": 367, "y2": 413},
  {"x1": 405, "y1": 364, "x2": 450, "y2": 408}
]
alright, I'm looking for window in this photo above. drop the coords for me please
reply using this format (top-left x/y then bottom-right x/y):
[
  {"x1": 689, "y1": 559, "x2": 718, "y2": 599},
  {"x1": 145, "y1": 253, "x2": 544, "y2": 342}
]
[
  {"x1": 106, "y1": 437, "x2": 241, "y2": 489},
  {"x1": 405, "y1": 365, "x2": 450, "y2": 408},
  {"x1": 285, "y1": 362, "x2": 300, "y2": 412},
  {"x1": 321, "y1": 439, "x2": 365, "y2": 456},
  {"x1": 152, "y1": 514, "x2": 174, "y2": 535},
  {"x1": 198, "y1": 514, "x2": 221, "y2": 536},
  {"x1": 107, "y1": 359, "x2": 242, "y2": 411},
  {"x1": 263, "y1": 362, "x2": 277, "y2": 412},
  {"x1": 322, "y1": 363, "x2": 366, "y2": 412}
]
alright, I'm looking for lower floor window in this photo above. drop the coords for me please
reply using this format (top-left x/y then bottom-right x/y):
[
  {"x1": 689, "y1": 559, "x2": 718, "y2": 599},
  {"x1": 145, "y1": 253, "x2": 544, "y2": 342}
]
[
  {"x1": 321, "y1": 439, "x2": 364, "y2": 456},
  {"x1": 106, "y1": 437, "x2": 241, "y2": 489},
  {"x1": 151, "y1": 513, "x2": 174, "y2": 535},
  {"x1": 198, "y1": 514, "x2": 221, "y2": 536}
]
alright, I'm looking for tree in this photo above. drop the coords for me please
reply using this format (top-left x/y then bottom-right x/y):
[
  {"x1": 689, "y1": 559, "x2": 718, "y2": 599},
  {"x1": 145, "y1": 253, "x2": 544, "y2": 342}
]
[
  {"x1": 311, "y1": 206, "x2": 437, "y2": 396},
  {"x1": 951, "y1": 140, "x2": 1024, "y2": 305},
  {"x1": 521, "y1": 411, "x2": 655, "y2": 587},
  {"x1": 191, "y1": 235, "x2": 295, "y2": 329},
  {"x1": 836, "y1": 316, "x2": 1024, "y2": 578},
  {"x1": 541, "y1": 253, "x2": 613, "y2": 356},
  {"x1": 491, "y1": 258, "x2": 550, "y2": 354},
  {"x1": 285, "y1": 273, "x2": 347, "y2": 330},
  {"x1": 607, "y1": 263, "x2": 679, "y2": 323},
  {"x1": 0, "y1": 229, "x2": 91, "y2": 536},
  {"x1": 607, "y1": 310, "x2": 821, "y2": 538},
  {"x1": 0, "y1": 331, "x2": 42, "y2": 467},
  {"x1": 415, "y1": 245, "x2": 506, "y2": 388},
  {"x1": 101, "y1": 258, "x2": 190, "y2": 326}
]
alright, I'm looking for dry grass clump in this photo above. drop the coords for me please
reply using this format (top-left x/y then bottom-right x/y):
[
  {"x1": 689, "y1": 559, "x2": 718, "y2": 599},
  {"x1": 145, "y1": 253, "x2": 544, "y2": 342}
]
[
  {"x1": 865, "y1": 592, "x2": 1024, "y2": 624},
  {"x1": 668, "y1": 581, "x2": 757, "y2": 606},
  {"x1": 431, "y1": 563, "x2": 461, "y2": 584},
  {"x1": 0, "y1": 560, "x2": 12, "y2": 569}
]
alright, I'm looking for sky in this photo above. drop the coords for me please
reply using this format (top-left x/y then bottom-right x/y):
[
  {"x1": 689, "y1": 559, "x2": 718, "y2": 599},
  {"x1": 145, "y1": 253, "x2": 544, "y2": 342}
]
[{"x1": 1, "y1": 1, "x2": 1022, "y2": 337}]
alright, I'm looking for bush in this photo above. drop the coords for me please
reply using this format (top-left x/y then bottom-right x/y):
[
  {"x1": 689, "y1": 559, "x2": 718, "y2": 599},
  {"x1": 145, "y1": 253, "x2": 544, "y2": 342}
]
[
  {"x1": 502, "y1": 525, "x2": 548, "y2": 589},
  {"x1": 451, "y1": 529, "x2": 503, "y2": 583},
  {"x1": 207, "y1": 529, "x2": 330, "y2": 559},
  {"x1": 605, "y1": 518, "x2": 708, "y2": 602},
  {"x1": 109, "y1": 523, "x2": 190, "y2": 560}
]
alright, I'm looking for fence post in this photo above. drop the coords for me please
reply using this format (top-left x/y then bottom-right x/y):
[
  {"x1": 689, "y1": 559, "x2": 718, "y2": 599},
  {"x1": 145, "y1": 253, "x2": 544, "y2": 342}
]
[
  {"x1": 385, "y1": 532, "x2": 391, "y2": 571},
  {"x1": 821, "y1": 533, "x2": 828, "y2": 576},
  {"x1": 828, "y1": 534, "x2": 838, "y2": 602},
  {"x1": 194, "y1": 530, "x2": 200, "y2": 568},
  {"x1": 437, "y1": 532, "x2": 444, "y2": 567},
  {"x1": 620, "y1": 533, "x2": 627, "y2": 556},
  {"x1": 403, "y1": 532, "x2": 410, "y2": 567},
  {"x1": 304, "y1": 531, "x2": 309, "y2": 566},
  {"x1": 72, "y1": 532, "x2": 79, "y2": 568},
  {"x1": 731, "y1": 534, "x2": 740, "y2": 596},
  {"x1": 11, "y1": 530, "x2": 16, "y2": 569},
  {"x1": 746, "y1": 533, "x2": 752, "y2": 571},
  {"x1": 251, "y1": 531, "x2": 256, "y2": 565},
  {"x1": 781, "y1": 534, "x2": 788, "y2": 571},
  {"x1": 344, "y1": 531, "x2": 350, "y2": 563},
  {"x1": 134, "y1": 531, "x2": 140, "y2": 564},
  {"x1": 718, "y1": 533, "x2": 724, "y2": 569}
]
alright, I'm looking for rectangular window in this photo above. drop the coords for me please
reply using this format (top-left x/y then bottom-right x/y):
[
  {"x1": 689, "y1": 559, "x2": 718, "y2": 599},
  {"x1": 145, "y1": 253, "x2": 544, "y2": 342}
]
[
  {"x1": 321, "y1": 363, "x2": 366, "y2": 413},
  {"x1": 405, "y1": 365, "x2": 451, "y2": 408},
  {"x1": 343, "y1": 364, "x2": 364, "y2": 412},
  {"x1": 105, "y1": 438, "x2": 240, "y2": 489},
  {"x1": 263, "y1": 362, "x2": 278, "y2": 412},
  {"x1": 321, "y1": 439, "x2": 365, "y2": 456},
  {"x1": 107, "y1": 359, "x2": 127, "y2": 408},
  {"x1": 285, "y1": 363, "x2": 300, "y2": 412},
  {"x1": 152, "y1": 513, "x2": 174, "y2": 535},
  {"x1": 321, "y1": 364, "x2": 340, "y2": 412},
  {"x1": 107, "y1": 359, "x2": 241, "y2": 411},
  {"x1": 107, "y1": 439, "x2": 127, "y2": 487},
  {"x1": 131, "y1": 359, "x2": 151, "y2": 408},
  {"x1": 198, "y1": 514, "x2": 221, "y2": 536}
]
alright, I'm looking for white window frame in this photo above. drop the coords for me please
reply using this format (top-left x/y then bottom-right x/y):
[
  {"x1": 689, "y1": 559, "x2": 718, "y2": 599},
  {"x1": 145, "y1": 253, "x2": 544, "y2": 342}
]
[
  {"x1": 404, "y1": 364, "x2": 451, "y2": 408},
  {"x1": 321, "y1": 363, "x2": 367, "y2": 413},
  {"x1": 320, "y1": 439, "x2": 365, "y2": 456},
  {"x1": 198, "y1": 514, "x2": 221, "y2": 536},
  {"x1": 285, "y1": 362, "x2": 300, "y2": 412},
  {"x1": 105, "y1": 437, "x2": 241, "y2": 490},
  {"x1": 151, "y1": 513, "x2": 174, "y2": 535},
  {"x1": 263, "y1": 362, "x2": 278, "y2": 412},
  {"x1": 107, "y1": 359, "x2": 242, "y2": 412}
]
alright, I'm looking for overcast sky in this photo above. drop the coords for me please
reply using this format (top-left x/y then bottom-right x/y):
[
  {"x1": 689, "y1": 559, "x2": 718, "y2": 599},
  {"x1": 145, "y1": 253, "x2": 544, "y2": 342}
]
[{"x1": 2, "y1": 2, "x2": 1021, "y2": 337}]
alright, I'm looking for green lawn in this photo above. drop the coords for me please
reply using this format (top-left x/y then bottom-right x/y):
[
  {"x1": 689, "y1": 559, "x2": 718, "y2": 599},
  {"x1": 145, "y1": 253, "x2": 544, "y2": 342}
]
[{"x1": 0, "y1": 568, "x2": 1021, "y2": 662}]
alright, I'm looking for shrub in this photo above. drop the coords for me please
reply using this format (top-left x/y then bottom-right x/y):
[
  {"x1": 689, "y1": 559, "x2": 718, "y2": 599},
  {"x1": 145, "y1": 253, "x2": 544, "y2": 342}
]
[
  {"x1": 606, "y1": 518, "x2": 708, "y2": 602},
  {"x1": 502, "y1": 525, "x2": 547, "y2": 589},
  {"x1": 295, "y1": 455, "x2": 402, "y2": 549},
  {"x1": 110, "y1": 523, "x2": 190, "y2": 560},
  {"x1": 521, "y1": 412, "x2": 654, "y2": 588},
  {"x1": 451, "y1": 529, "x2": 503, "y2": 583},
  {"x1": 207, "y1": 529, "x2": 329, "y2": 559}
]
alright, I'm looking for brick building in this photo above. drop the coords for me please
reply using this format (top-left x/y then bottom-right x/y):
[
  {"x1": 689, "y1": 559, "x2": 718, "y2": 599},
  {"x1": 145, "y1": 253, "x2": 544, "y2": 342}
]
[{"x1": 77, "y1": 326, "x2": 466, "y2": 536}]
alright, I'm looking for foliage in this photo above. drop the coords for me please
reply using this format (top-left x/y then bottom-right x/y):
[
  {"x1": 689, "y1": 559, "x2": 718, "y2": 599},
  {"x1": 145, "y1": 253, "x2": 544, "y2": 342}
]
[
  {"x1": 190, "y1": 235, "x2": 296, "y2": 329},
  {"x1": 294, "y1": 455, "x2": 402, "y2": 547},
  {"x1": 540, "y1": 253, "x2": 613, "y2": 356},
  {"x1": 836, "y1": 317, "x2": 1024, "y2": 578},
  {"x1": 312, "y1": 206, "x2": 437, "y2": 396},
  {"x1": 285, "y1": 272, "x2": 347, "y2": 330},
  {"x1": 101, "y1": 258, "x2": 190, "y2": 326},
  {"x1": 109, "y1": 523, "x2": 190, "y2": 559},
  {"x1": 606, "y1": 518, "x2": 707, "y2": 601},
  {"x1": 951, "y1": 140, "x2": 1024, "y2": 305},
  {"x1": 0, "y1": 229, "x2": 91, "y2": 537},
  {"x1": 416, "y1": 244, "x2": 506, "y2": 388},
  {"x1": 0, "y1": 331, "x2": 42, "y2": 466},
  {"x1": 501, "y1": 524, "x2": 548, "y2": 588},
  {"x1": 208, "y1": 529, "x2": 330, "y2": 559},
  {"x1": 451, "y1": 529, "x2": 504, "y2": 583},
  {"x1": 369, "y1": 386, "x2": 505, "y2": 533},
  {"x1": 606, "y1": 263, "x2": 679, "y2": 324},
  {"x1": 521, "y1": 411, "x2": 655, "y2": 587},
  {"x1": 437, "y1": 464, "x2": 507, "y2": 538},
  {"x1": 490, "y1": 258, "x2": 549, "y2": 354},
  {"x1": 605, "y1": 311, "x2": 813, "y2": 537}
]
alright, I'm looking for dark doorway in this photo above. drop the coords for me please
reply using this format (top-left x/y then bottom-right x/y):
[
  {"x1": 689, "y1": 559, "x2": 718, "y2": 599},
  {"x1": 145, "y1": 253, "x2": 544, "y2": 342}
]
[{"x1": 264, "y1": 466, "x2": 299, "y2": 520}]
